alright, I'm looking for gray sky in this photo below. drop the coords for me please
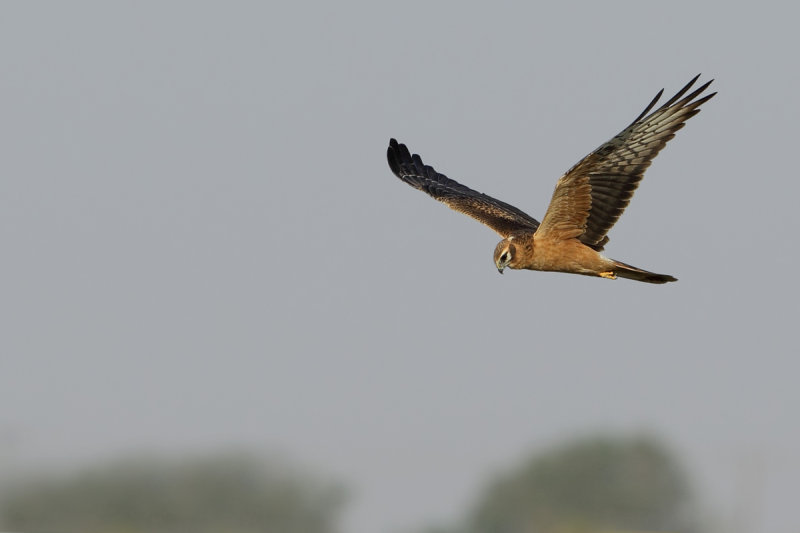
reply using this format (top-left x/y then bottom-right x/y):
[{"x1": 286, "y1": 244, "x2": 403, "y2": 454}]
[{"x1": 1, "y1": 3, "x2": 798, "y2": 533}]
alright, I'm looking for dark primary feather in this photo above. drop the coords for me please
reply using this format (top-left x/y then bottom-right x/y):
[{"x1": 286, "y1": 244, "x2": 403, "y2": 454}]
[
  {"x1": 567, "y1": 75, "x2": 716, "y2": 251},
  {"x1": 387, "y1": 139, "x2": 540, "y2": 237}
]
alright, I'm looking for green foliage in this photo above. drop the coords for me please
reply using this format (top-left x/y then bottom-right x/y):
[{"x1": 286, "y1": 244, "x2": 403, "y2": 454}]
[
  {"x1": 466, "y1": 434, "x2": 697, "y2": 533},
  {"x1": 0, "y1": 451, "x2": 346, "y2": 533}
]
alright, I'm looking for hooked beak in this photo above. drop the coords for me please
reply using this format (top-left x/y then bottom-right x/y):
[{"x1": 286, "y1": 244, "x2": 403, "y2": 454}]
[{"x1": 495, "y1": 253, "x2": 511, "y2": 274}]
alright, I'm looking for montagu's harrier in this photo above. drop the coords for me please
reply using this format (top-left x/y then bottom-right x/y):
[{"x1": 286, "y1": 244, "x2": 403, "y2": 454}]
[{"x1": 387, "y1": 75, "x2": 715, "y2": 284}]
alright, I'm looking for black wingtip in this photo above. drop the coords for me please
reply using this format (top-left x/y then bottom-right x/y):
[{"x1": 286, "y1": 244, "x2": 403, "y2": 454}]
[
  {"x1": 387, "y1": 138, "x2": 401, "y2": 176},
  {"x1": 387, "y1": 138, "x2": 412, "y2": 178}
]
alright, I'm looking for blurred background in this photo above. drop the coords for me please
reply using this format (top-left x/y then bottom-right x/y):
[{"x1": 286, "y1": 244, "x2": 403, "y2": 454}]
[{"x1": 1, "y1": 2, "x2": 798, "y2": 533}]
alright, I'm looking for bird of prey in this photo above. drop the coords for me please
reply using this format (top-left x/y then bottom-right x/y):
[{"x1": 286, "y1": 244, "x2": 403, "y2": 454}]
[{"x1": 387, "y1": 75, "x2": 715, "y2": 283}]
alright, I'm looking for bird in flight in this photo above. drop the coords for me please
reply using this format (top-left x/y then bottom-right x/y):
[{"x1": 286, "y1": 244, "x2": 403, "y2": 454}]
[{"x1": 387, "y1": 75, "x2": 715, "y2": 284}]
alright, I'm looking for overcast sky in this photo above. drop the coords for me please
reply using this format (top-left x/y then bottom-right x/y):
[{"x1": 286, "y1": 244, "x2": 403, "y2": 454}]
[{"x1": 1, "y1": 3, "x2": 798, "y2": 533}]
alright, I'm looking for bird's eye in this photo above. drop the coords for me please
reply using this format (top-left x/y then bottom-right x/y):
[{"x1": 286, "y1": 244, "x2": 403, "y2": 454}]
[{"x1": 500, "y1": 252, "x2": 509, "y2": 263}]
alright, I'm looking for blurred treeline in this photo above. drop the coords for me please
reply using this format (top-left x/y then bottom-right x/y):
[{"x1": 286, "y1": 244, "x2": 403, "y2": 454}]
[
  {"x1": 0, "y1": 451, "x2": 346, "y2": 533},
  {"x1": 0, "y1": 434, "x2": 702, "y2": 533},
  {"x1": 429, "y1": 434, "x2": 700, "y2": 533}
]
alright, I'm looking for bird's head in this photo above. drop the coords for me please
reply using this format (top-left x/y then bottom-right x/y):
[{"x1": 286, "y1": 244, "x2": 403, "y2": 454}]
[{"x1": 493, "y1": 240, "x2": 516, "y2": 274}]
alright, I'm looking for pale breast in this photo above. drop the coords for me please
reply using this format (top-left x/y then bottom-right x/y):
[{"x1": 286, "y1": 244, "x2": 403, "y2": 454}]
[{"x1": 527, "y1": 236, "x2": 614, "y2": 274}]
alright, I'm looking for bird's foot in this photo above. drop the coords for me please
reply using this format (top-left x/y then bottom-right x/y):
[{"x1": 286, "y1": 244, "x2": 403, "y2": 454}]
[{"x1": 599, "y1": 271, "x2": 617, "y2": 279}]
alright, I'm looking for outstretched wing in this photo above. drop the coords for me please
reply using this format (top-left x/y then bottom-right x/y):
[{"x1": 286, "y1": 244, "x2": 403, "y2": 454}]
[
  {"x1": 387, "y1": 139, "x2": 540, "y2": 237},
  {"x1": 536, "y1": 75, "x2": 716, "y2": 250}
]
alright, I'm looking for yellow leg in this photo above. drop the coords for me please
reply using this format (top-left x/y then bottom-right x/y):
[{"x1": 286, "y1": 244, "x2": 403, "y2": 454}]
[{"x1": 599, "y1": 271, "x2": 617, "y2": 279}]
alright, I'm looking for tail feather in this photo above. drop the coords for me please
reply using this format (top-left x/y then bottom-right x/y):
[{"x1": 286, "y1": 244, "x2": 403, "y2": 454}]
[{"x1": 612, "y1": 260, "x2": 677, "y2": 284}]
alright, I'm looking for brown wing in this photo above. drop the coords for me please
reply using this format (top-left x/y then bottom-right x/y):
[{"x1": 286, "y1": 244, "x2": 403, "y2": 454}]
[
  {"x1": 536, "y1": 75, "x2": 716, "y2": 250},
  {"x1": 387, "y1": 139, "x2": 540, "y2": 237}
]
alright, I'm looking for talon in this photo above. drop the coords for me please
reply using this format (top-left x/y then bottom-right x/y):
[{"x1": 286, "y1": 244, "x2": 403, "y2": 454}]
[{"x1": 599, "y1": 271, "x2": 617, "y2": 279}]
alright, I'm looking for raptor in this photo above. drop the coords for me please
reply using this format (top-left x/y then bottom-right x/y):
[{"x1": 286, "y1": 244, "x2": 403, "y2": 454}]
[{"x1": 387, "y1": 75, "x2": 715, "y2": 283}]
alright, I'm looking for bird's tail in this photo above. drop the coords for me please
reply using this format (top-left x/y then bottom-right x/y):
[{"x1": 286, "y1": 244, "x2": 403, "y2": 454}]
[{"x1": 612, "y1": 259, "x2": 677, "y2": 284}]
